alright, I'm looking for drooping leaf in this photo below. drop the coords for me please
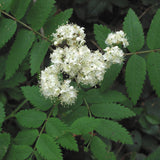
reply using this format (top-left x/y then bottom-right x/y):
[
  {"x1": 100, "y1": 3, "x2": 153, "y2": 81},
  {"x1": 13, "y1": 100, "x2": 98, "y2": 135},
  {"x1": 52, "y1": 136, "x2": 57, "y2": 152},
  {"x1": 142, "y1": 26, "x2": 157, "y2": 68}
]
[
  {"x1": 94, "y1": 24, "x2": 111, "y2": 49},
  {"x1": 147, "y1": 9, "x2": 160, "y2": 49},
  {"x1": 100, "y1": 63, "x2": 123, "y2": 92},
  {"x1": 14, "y1": 129, "x2": 39, "y2": 145},
  {"x1": 0, "y1": 18, "x2": 17, "y2": 48},
  {"x1": 90, "y1": 136, "x2": 116, "y2": 160},
  {"x1": 125, "y1": 55, "x2": 146, "y2": 105},
  {"x1": 6, "y1": 145, "x2": 32, "y2": 160},
  {"x1": 46, "y1": 118, "x2": 69, "y2": 138},
  {"x1": 123, "y1": 8, "x2": 144, "y2": 52},
  {"x1": 0, "y1": 102, "x2": 5, "y2": 129},
  {"x1": 10, "y1": 0, "x2": 31, "y2": 19},
  {"x1": 95, "y1": 119, "x2": 133, "y2": 144},
  {"x1": 36, "y1": 134, "x2": 63, "y2": 160},
  {"x1": 21, "y1": 86, "x2": 53, "y2": 111},
  {"x1": 71, "y1": 117, "x2": 98, "y2": 135},
  {"x1": 0, "y1": 0, "x2": 13, "y2": 12},
  {"x1": 44, "y1": 8, "x2": 73, "y2": 36},
  {"x1": 147, "y1": 52, "x2": 160, "y2": 97},
  {"x1": 26, "y1": 0, "x2": 55, "y2": 30},
  {"x1": 5, "y1": 29, "x2": 35, "y2": 79},
  {"x1": 16, "y1": 109, "x2": 46, "y2": 128},
  {"x1": 0, "y1": 133, "x2": 10, "y2": 159},
  {"x1": 56, "y1": 133, "x2": 78, "y2": 152},
  {"x1": 90, "y1": 103, "x2": 135, "y2": 120},
  {"x1": 145, "y1": 147, "x2": 160, "y2": 160},
  {"x1": 85, "y1": 88, "x2": 127, "y2": 104},
  {"x1": 30, "y1": 40, "x2": 50, "y2": 76}
]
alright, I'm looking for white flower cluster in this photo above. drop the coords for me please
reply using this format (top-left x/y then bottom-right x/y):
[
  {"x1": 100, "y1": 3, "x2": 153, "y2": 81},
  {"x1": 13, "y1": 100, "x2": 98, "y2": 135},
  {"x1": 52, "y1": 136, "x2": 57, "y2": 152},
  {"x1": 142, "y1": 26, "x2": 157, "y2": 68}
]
[
  {"x1": 103, "y1": 30, "x2": 129, "y2": 65},
  {"x1": 40, "y1": 24, "x2": 129, "y2": 106}
]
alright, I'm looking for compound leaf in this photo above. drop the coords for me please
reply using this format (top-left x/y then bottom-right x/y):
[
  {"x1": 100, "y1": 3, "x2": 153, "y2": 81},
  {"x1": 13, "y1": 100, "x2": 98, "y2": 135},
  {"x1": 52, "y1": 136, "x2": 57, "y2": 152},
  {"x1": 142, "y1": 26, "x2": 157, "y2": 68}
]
[
  {"x1": 147, "y1": 52, "x2": 160, "y2": 97},
  {"x1": 123, "y1": 8, "x2": 144, "y2": 52},
  {"x1": 94, "y1": 24, "x2": 111, "y2": 49},
  {"x1": 36, "y1": 134, "x2": 63, "y2": 160},
  {"x1": 26, "y1": 0, "x2": 55, "y2": 30},
  {"x1": 147, "y1": 9, "x2": 160, "y2": 49},
  {"x1": 0, "y1": 18, "x2": 17, "y2": 48},
  {"x1": 5, "y1": 29, "x2": 35, "y2": 79},
  {"x1": 16, "y1": 109, "x2": 46, "y2": 128},
  {"x1": 30, "y1": 40, "x2": 50, "y2": 76},
  {"x1": 90, "y1": 103, "x2": 135, "y2": 120},
  {"x1": 125, "y1": 55, "x2": 146, "y2": 105},
  {"x1": 21, "y1": 86, "x2": 53, "y2": 111},
  {"x1": 95, "y1": 119, "x2": 133, "y2": 144}
]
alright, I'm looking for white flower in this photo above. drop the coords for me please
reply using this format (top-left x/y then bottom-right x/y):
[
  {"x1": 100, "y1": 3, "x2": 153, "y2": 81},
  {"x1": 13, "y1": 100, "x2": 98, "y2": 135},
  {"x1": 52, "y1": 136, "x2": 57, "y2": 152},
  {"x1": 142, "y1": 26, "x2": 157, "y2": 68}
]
[
  {"x1": 39, "y1": 65, "x2": 61, "y2": 99},
  {"x1": 103, "y1": 46, "x2": 124, "y2": 65},
  {"x1": 52, "y1": 24, "x2": 86, "y2": 47},
  {"x1": 105, "y1": 30, "x2": 129, "y2": 48},
  {"x1": 59, "y1": 80, "x2": 78, "y2": 105}
]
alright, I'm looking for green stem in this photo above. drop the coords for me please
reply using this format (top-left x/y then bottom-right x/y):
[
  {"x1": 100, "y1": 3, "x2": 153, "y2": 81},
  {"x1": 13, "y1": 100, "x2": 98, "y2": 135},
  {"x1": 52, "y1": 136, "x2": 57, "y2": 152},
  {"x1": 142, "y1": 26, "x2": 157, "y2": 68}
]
[
  {"x1": 0, "y1": 9, "x2": 53, "y2": 43},
  {"x1": 5, "y1": 99, "x2": 28, "y2": 120}
]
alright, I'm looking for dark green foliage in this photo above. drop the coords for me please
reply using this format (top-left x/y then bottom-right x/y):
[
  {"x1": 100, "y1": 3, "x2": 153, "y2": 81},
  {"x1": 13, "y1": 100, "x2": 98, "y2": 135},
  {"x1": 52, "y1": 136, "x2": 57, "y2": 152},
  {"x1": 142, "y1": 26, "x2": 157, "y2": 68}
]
[
  {"x1": 5, "y1": 29, "x2": 35, "y2": 79},
  {"x1": 30, "y1": 40, "x2": 50, "y2": 76},
  {"x1": 94, "y1": 24, "x2": 111, "y2": 49},
  {"x1": 10, "y1": 0, "x2": 31, "y2": 20},
  {"x1": 36, "y1": 134, "x2": 63, "y2": 160},
  {"x1": 6, "y1": 144, "x2": 32, "y2": 160},
  {"x1": 14, "y1": 129, "x2": 39, "y2": 145},
  {"x1": 145, "y1": 147, "x2": 160, "y2": 160},
  {"x1": 26, "y1": 0, "x2": 55, "y2": 30},
  {"x1": 90, "y1": 103, "x2": 135, "y2": 120},
  {"x1": 0, "y1": 102, "x2": 5, "y2": 129},
  {"x1": 0, "y1": 18, "x2": 17, "y2": 48},
  {"x1": 125, "y1": 55, "x2": 146, "y2": 105},
  {"x1": 44, "y1": 8, "x2": 73, "y2": 36},
  {"x1": 100, "y1": 64, "x2": 123, "y2": 92},
  {"x1": 21, "y1": 86, "x2": 53, "y2": 111},
  {"x1": 147, "y1": 9, "x2": 160, "y2": 49},
  {"x1": 0, "y1": 133, "x2": 10, "y2": 159},
  {"x1": 90, "y1": 136, "x2": 116, "y2": 160},
  {"x1": 147, "y1": 52, "x2": 160, "y2": 97},
  {"x1": 123, "y1": 8, "x2": 144, "y2": 52},
  {"x1": 0, "y1": 0, "x2": 13, "y2": 12},
  {"x1": 16, "y1": 109, "x2": 46, "y2": 128}
]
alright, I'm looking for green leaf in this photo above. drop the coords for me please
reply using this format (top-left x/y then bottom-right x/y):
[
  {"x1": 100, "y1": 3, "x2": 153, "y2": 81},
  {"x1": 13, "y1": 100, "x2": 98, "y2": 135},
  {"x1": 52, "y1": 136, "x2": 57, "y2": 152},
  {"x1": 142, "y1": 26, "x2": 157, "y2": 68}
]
[
  {"x1": 94, "y1": 24, "x2": 111, "y2": 49},
  {"x1": 26, "y1": 0, "x2": 55, "y2": 30},
  {"x1": 71, "y1": 117, "x2": 98, "y2": 135},
  {"x1": 56, "y1": 133, "x2": 78, "y2": 152},
  {"x1": 16, "y1": 109, "x2": 46, "y2": 128},
  {"x1": 5, "y1": 29, "x2": 35, "y2": 79},
  {"x1": 6, "y1": 145, "x2": 32, "y2": 160},
  {"x1": 125, "y1": 55, "x2": 146, "y2": 105},
  {"x1": 0, "y1": 102, "x2": 5, "y2": 128},
  {"x1": 145, "y1": 147, "x2": 160, "y2": 160},
  {"x1": 44, "y1": 8, "x2": 73, "y2": 36},
  {"x1": 21, "y1": 86, "x2": 53, "y2": 111},
  {"x1": 30, "y1": 40, "x2": 50, "y2": 76},
  {"x1": 14, "y1": 129, "x2": 39, "y2": 145},
  {"x1": 123, "y1": 8, "x2": 144, "y2": 52},
  {"x1": 147, "y1": 9, "x2": 160, "y2": 49},
  {"x1": 0, "y1": 18, "x2": 17, "y2": 48},
  {"x1": 0, "y1": 0, "x2": 13, "y2": 12},
  {"x1": 0, "y1": 56, "x2": 6, "y2": 79},
  {"x1": 100, "y1": 63, "x2": 123, "y2": 92},
  {"x1": 147, "y1": 52, "x2": 160, "y2": 97},
  {"x1": 90, "y1": 136, "x2": 116, "y2": 160},
  {"x1": 0, "y1": 72, "x2": 26, "y2": 89},
  {"x1": 36, "y1": 134, "x2": 63, "y2": 160},
  {"x1": 10, "y1": 0, "x2": 31, "y2": 20},
  {"x1": 95, "y1": 119, "x2": 133, "y2": 144},
  {"x1": 0, "y1": 133, "x2": 10, "y2": 160},
  {"x1": 90, "y1": 103, "x2": 135, "y2": 120},
  {"x1": 46, "y1": 118, "x2": 69, "y2": 138},
  {"x1": 85, "y1": 88, "x2": 127, "y2": 104}
]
